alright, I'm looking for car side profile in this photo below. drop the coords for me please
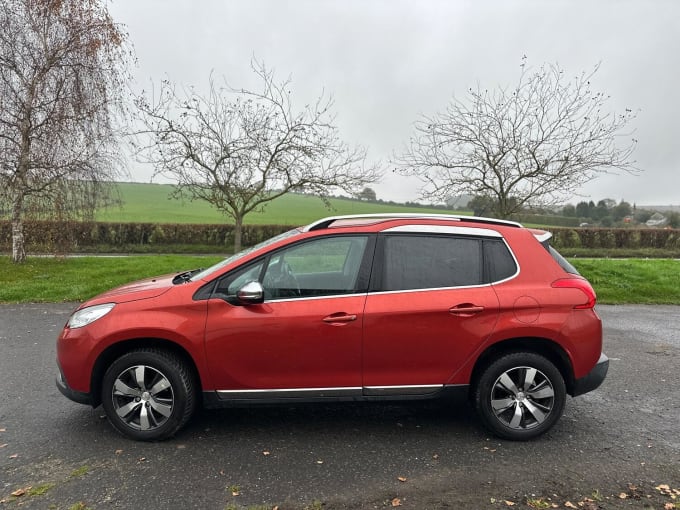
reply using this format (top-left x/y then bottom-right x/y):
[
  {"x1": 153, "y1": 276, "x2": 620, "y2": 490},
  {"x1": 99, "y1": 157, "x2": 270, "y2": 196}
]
[{"x1": 56, "y1": 213, "x2": 608, "y2": 441}]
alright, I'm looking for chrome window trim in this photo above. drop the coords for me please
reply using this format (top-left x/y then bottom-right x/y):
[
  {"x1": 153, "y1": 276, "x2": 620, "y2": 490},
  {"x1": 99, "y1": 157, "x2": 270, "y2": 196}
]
[{"x1": 264, "y1": 292, "x2": 369, "y2": 303}]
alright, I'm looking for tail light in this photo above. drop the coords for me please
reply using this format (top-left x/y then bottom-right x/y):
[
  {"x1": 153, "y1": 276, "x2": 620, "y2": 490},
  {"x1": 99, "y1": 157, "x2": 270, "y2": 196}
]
[{"x1": 551, "y1": 277, "x2": 597, "y2": 309}]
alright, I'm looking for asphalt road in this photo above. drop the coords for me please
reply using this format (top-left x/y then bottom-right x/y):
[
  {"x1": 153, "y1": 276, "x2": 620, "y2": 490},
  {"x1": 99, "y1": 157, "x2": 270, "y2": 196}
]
[{"x1": 1, "y1": 304, "x2": 679, "y2": 510}]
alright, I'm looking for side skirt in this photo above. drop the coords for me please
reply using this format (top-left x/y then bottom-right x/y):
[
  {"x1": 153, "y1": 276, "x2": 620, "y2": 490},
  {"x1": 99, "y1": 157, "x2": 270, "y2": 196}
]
[{"x1": 202, "y1": 384, "x2": 469, "y2": 409}]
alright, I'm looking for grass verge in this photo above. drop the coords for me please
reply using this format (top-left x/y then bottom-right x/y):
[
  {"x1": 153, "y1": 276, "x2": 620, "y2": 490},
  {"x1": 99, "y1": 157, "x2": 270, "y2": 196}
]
[
  {"x1": 570, "y1": 258, "x2": 680, "y2": 304},
  {"x1": 0, "y1": 255, "x2": 222, "y2": 303},
  {"x1": 1, "y1": 256, "x2": 679, "y2": 305}
]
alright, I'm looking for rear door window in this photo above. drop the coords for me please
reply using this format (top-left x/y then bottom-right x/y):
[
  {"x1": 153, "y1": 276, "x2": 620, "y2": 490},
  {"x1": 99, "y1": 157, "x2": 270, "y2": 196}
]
[{"x1": 378, "y1": 234, "x2": 483, "y2": 291}]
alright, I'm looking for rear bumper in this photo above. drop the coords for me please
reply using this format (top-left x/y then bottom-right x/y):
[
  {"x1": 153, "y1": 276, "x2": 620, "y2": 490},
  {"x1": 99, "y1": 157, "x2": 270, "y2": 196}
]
[
  {"x1": 572, "y1": 353, "x2": 609, "y2": 397},
  {"x1": 56, "y1": 370, "x2": 93, "y2": 406}
]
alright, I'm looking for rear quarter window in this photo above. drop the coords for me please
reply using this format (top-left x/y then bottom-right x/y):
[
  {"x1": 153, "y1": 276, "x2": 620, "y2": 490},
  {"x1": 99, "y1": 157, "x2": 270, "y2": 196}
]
[{"x1": 483, "y1": 239, "x2": 518, "y2": 282}]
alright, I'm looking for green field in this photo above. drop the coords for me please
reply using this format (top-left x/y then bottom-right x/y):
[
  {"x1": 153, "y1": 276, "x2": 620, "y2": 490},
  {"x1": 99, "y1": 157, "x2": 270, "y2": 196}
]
[
  {"x1": 95, "y1": 182, "x2": 465, "y2": 225},
  {"x1": 1, "y1": 256, "x2": 678, "y2": 305}
]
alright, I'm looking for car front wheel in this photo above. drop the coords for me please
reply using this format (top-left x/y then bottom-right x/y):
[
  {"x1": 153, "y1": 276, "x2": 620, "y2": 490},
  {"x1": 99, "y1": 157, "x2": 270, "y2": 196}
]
[
  {"x1": 474, "y1": 352, "x2": 566, "y2": 440},
  {"x1": 101, "y1": 348, "x2": 196, "y2": 441}
]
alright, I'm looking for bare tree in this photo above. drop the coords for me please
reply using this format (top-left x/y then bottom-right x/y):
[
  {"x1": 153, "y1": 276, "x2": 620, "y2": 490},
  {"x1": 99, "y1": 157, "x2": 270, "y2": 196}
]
[
  {"x1": 0, "y1": 0, "x2": 129, "y2": 262},
  {"x1": 396, "y1": 60, "x2": 637, "y2": 218},
  {"x1": 134, "y1": 61, "x2": 380, "y2": 252}
]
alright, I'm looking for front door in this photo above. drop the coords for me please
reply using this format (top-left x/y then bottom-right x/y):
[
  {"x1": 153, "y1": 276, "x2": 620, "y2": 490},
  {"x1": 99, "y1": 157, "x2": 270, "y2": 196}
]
[{"x1": 204, "y1": 235, "x2": 373, "y2": 398}]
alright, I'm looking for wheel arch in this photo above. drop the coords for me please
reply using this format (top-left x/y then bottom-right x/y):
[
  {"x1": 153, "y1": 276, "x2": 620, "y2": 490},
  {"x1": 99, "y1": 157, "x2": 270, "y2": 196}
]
[
  {"x1": 470, "y1": 337, "x2": 576, "y2": 396},
  {"x1": 89, "y1": 338, "x2": 202, "y2": 408}
]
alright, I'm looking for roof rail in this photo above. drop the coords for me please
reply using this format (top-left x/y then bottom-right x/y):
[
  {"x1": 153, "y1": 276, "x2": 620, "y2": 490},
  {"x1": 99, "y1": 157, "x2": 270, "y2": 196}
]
[{"x1": 303, "y1": 213, "x2": 522, "y2": 232}]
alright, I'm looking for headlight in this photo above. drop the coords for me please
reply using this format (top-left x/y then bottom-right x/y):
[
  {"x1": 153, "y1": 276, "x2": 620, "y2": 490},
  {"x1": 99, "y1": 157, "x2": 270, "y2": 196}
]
[{"x1": 67, "y1": 303, "x2": 115, "y2": 329}]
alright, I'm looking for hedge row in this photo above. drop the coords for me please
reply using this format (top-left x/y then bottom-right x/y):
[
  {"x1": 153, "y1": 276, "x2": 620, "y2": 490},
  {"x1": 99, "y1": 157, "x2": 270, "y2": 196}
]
[
  {"x1": 1, "y1": 221, "x2": 679, "y2": 253},
  {"x1": 0, "y1": 221, "x2": 292, "y2": 253},
  {"x1": 549, "y1": 227, "x2": 680, "y2": 250}
]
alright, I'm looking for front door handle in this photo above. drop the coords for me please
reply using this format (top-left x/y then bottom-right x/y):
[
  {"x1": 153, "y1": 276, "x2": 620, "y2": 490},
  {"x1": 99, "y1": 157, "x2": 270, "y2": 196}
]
[
  {"x1": 323, "y1": 313, "x2": 357, "y2": 324},
  {"x1": 449, "y1": 304, "x2": 485, "y2": 317}
]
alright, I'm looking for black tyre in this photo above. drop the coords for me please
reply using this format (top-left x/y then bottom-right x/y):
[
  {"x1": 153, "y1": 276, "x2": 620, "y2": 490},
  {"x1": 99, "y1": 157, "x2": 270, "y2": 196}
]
[
  {"x1": 473, "y1": 352, "x2": 566, "y2": 440},
  {"x1": 101, "y1": 348, "x2": 196, "y2": 441}
]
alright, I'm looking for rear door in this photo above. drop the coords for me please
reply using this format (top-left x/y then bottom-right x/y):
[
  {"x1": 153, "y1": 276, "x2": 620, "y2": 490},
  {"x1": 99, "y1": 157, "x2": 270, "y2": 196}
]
[{"x1": 362, "y1": 229, "x2": 501, "y2": 394}]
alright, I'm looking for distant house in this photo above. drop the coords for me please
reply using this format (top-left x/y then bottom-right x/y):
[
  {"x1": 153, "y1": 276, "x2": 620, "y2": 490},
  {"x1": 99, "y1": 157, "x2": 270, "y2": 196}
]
[{"x1": 646, "y1": 212, "x2": 668, "y2": 227}]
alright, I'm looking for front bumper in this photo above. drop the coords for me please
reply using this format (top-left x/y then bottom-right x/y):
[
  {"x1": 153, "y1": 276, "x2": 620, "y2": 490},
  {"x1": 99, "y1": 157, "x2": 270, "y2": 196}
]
[
  {"x1": 572, "y1": 353, "x2": 609, "y2": 397},
  {"x1": 56, "y1": 370, "x2": 93, "y2": 406}
]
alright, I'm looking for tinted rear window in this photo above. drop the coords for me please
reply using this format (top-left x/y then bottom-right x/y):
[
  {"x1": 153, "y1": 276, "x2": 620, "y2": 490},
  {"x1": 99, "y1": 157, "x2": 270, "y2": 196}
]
[
  {"x1": 382, "y1": 235, "x2": 483, "y2": 290},
  {"x1": 484, "y1": 239, "x2": 517, "y2": 282},
  {"x1": 545, "y1": 243, "x2": 580, "y2": 275}
]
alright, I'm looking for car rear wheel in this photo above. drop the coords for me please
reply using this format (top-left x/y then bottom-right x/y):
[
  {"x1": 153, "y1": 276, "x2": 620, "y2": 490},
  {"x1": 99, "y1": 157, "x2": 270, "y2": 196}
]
[
  {"x1": 101, "y1": 348, "x2": 196, "y2": 441},
  {"x1": 474, "y1": 352, "x2": 566, "y2": 440}
]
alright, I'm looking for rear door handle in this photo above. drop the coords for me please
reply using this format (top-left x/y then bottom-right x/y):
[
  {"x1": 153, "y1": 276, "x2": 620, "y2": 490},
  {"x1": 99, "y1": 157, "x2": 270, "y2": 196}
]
[
  {"x1": 323, "y1": 313, "x2": 357, "y2": 324},
  {"x1": 449, "y1": 304, "x2": 485, "y2": 317}
]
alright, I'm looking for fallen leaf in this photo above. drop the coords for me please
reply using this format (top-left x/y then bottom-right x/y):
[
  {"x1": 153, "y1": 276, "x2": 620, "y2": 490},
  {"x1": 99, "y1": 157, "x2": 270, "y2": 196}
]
[
  {"x1": 231, "y1": 489, "x2": 240, "y2": 496},
  {"x1": 138, "y1": 457, "x2": 146, "y2": 462},
  {"x1": 663, "y1": 504, "x2": 675, "y2": 510},
  {"x1": 565, "y1": 502, "x2": 577, "y2": 508},
  {"x1": 9, "y1": 453, "x2": 18, "y2": 459},
  {"x1": 11, "y1": 488, "x2": 28, "y2": 497},
  {"x1": 0, "y1": 443, "x2": 7, "y2": 448},
  {"x1": 618, "y1": 493, "x2": 627, "y2": 499},
  {"x1": 391, "y1": 497, "x2": 402, "y2": 507},
  {"x1": 397, "y1": 477, "x2": 407, "y2": 482},
  {"x1": 0, "y1": 428, "x2": 6, "y2": 432},
  {"x1": 504, "y1": 500, "x2": 515, "y2": 506}
]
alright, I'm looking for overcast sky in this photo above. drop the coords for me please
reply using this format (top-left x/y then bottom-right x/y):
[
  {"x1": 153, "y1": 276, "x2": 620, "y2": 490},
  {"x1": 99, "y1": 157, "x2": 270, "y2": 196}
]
[{"x1": 108, "y1": 0, "x2": 680, "y2": 206}]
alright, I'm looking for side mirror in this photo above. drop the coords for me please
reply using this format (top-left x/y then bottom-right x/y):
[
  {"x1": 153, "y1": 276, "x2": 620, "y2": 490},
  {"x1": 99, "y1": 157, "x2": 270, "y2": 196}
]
[{"x1": 236, "y1": 281, "x2": 265, "y2": 305}]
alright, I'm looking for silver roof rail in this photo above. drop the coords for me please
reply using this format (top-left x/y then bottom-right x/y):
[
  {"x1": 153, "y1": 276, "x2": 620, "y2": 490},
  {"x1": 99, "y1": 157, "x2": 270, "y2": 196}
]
[{"x1": 303, "y1": 213, "x2": 522, "y2": 232}]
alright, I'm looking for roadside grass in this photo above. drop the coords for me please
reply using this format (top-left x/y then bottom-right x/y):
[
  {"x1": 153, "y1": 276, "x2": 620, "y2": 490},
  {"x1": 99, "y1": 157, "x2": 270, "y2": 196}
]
[
  {"x1": 571, "y1": 258, "x2": 680, "y2": 304},
  {"x1": 1, "y1": 256, "x2": 679, "y2": 305},
  {"x1": 0, "y1": 255, "x2": 221, "y2": 303}
]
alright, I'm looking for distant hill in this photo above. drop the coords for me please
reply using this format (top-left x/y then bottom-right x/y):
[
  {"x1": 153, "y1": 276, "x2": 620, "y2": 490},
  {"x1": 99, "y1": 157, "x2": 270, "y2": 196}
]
[{"x1": 95, "y1": 182, "x2": 468, "y2": 225}]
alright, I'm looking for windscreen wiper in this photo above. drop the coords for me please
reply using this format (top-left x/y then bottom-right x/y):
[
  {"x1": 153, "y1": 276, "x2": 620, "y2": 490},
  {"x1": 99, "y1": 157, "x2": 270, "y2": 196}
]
[{"x1": 172, "y1": 268, "x2": 203, "y2": 285}]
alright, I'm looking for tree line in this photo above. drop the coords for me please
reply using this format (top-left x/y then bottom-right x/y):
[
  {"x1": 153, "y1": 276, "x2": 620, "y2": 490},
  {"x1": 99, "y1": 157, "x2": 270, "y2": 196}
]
[{"x1": 1, "y1": 0, "x2": 638, "y2": 262}]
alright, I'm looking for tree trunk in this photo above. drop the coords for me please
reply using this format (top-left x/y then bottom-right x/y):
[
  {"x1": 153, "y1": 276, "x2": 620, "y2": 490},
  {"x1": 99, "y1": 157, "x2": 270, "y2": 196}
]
[
  {"x1": 233, "y1": 215, "x2": 243, "y2": 254},
  {"x1": 11, "y1": 192, "x2": 26, "y2": 263}
]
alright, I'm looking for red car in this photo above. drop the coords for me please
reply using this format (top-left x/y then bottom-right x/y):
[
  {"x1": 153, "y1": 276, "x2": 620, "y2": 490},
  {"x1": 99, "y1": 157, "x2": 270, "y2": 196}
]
[{"x1": 56, "y1": 214, "x2": 608, "y2": 441}]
